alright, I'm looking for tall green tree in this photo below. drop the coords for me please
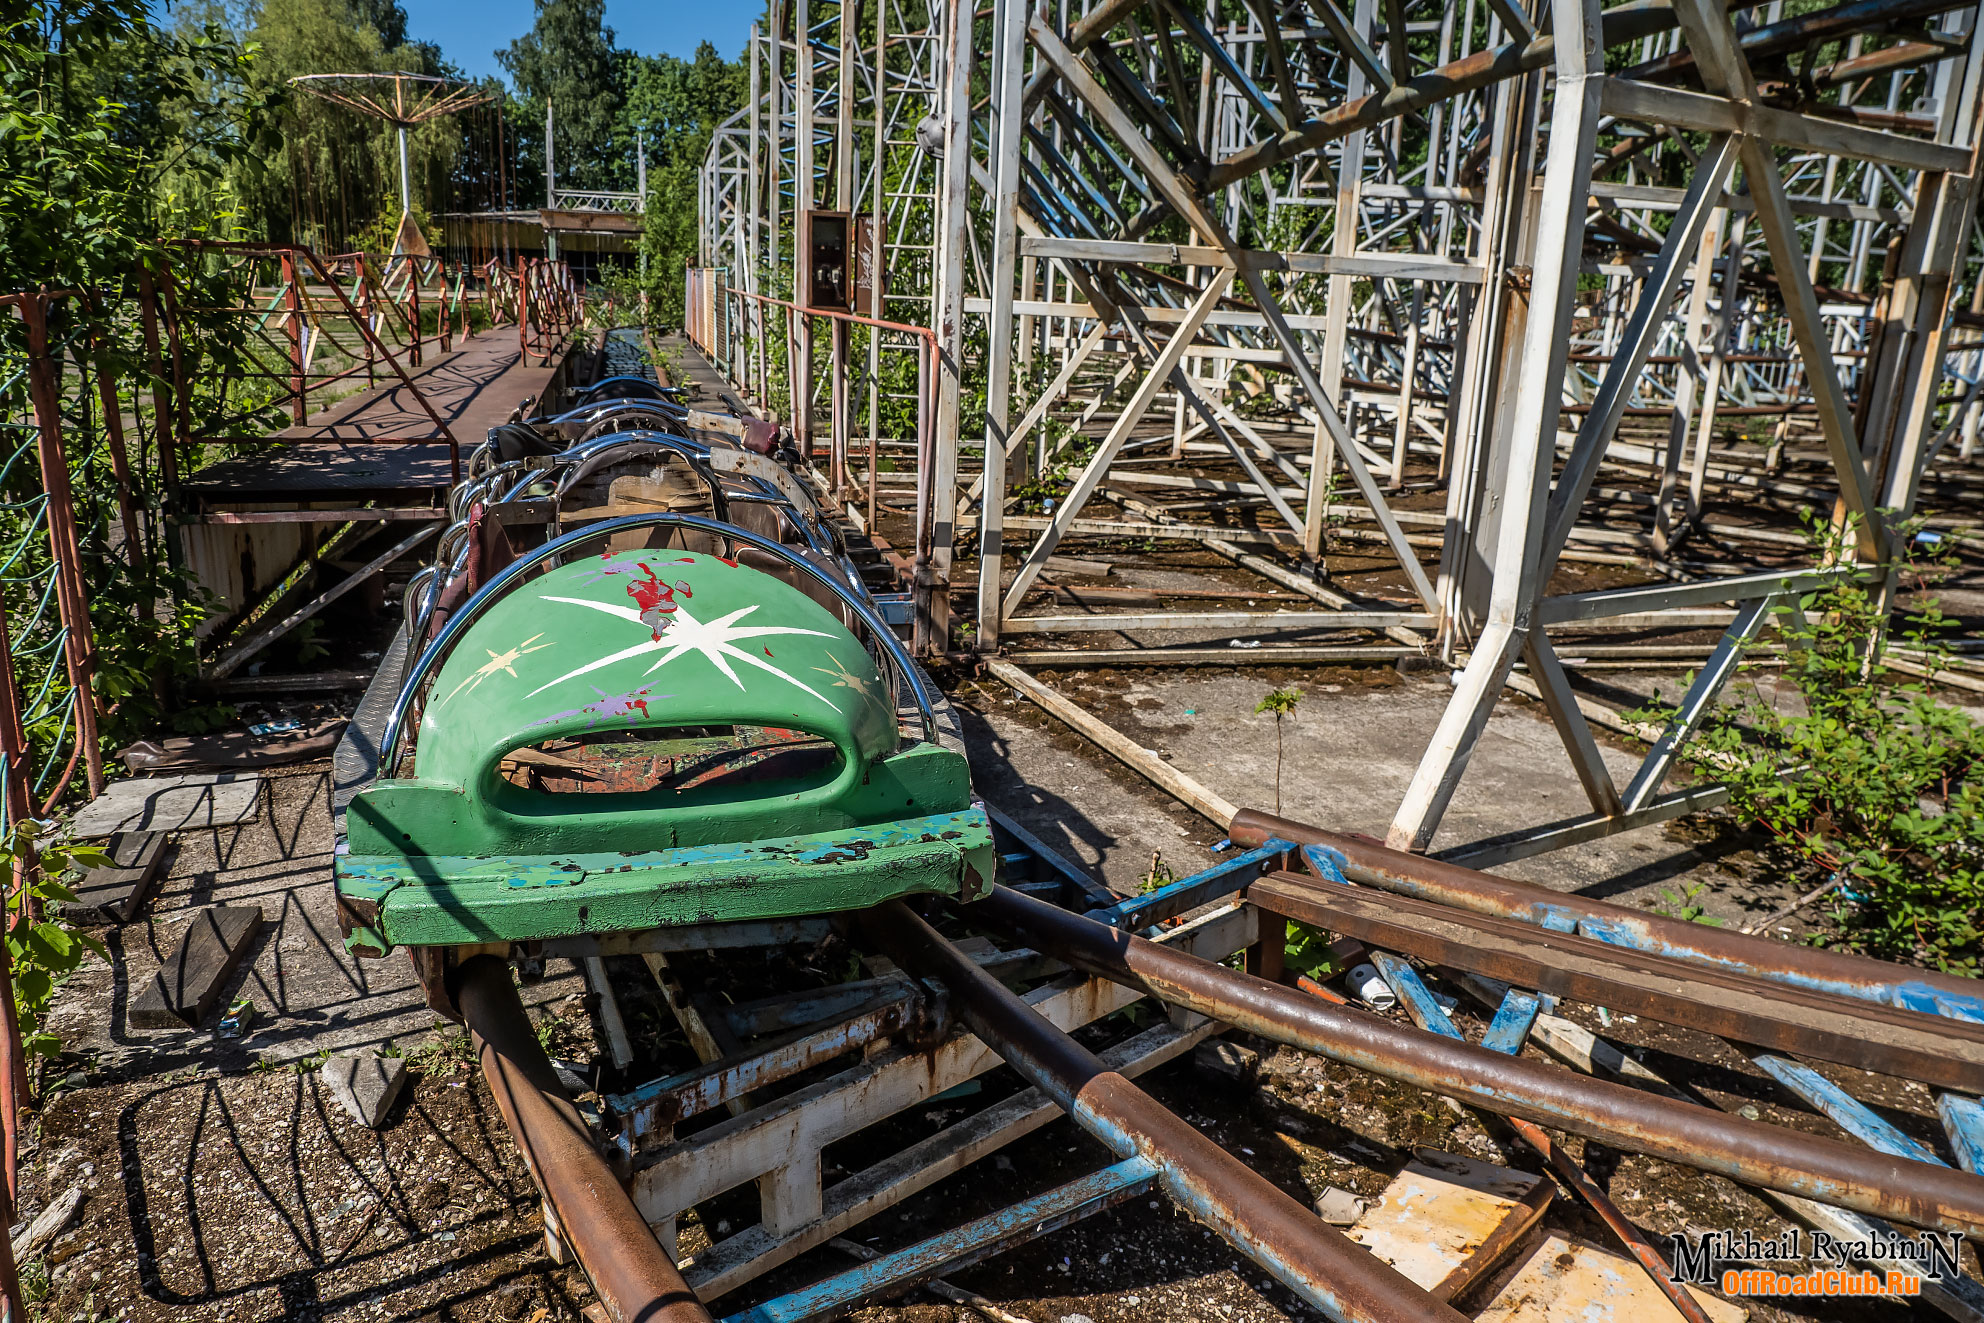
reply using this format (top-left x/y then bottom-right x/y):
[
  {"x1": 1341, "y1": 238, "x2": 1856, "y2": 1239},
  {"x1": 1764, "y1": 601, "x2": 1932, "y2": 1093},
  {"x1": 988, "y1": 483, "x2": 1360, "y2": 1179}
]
[
  {"x1": 500, "y1": 0, "x2": 623, "y2": 198},
  {"x1": 232, "y1": 0, "x2": 463, "y2": 249},
  {"x1": 623, "y1": 39, "x2": 746, "y2": 324}
]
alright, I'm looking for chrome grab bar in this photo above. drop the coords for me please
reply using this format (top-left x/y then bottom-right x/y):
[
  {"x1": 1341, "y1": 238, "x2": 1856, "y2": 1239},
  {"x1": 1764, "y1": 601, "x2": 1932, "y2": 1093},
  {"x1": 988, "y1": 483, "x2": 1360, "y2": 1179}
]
[{"x1": 376, "y1": 512, "x2": 937, "y2": 775}]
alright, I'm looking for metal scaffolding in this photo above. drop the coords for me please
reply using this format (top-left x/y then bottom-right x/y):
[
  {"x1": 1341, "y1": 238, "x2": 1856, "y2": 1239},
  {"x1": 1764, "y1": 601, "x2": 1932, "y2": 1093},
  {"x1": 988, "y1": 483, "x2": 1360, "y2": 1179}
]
[{"x1": 697, "y1": 0, "x2": 1984, "y2": 858}]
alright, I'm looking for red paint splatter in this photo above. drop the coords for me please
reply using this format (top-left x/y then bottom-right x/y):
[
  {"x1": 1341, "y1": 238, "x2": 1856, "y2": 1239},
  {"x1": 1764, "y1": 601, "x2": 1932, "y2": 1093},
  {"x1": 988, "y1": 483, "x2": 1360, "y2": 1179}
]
[
  {"x1": 718, "y1": 555, "x2": 740, "y2": 568},
  {"x1": 674, "y1": 579, "x2": 693, "y2": 599},
  {"x1": 625, "y1": 562, "x2": 683, "y2": 640},
  {"x1": 763, "y1": 646, "x2": 774, "y2": 657}
]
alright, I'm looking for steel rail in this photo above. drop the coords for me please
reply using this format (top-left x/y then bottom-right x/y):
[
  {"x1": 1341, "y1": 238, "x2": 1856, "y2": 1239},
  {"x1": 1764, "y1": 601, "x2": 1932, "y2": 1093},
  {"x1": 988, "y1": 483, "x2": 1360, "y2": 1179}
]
[
  {"x1": 377, "y1": 512, "x2": 938, "y2": 772},
  {"x1": 1247, "y1": 871, "x2": 1984, "y2": 1091},
  {"x1": 1227, "y1": 809, "x2": 1984, "y2": 1017},
  {"x1": 856, "y1": 900, "x2": 1466, "y2": 1323},
  {"x1": 962, "y1": 884, "x2": 1984, "y2": 1238},
  {"x1": 455, "y1": 955, "x2": 714, "y2": 1323}
]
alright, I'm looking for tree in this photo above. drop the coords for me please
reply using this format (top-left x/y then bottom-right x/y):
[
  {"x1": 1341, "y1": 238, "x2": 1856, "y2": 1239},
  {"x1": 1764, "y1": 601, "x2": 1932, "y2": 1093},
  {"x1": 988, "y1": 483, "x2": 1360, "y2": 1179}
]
[
  {"x1": 233, "y1": 0, "x2": 459, "y2": 248},
  {"x1": 500, "y1": 0, "x2": 624, "y2": 197},
  {"x1": 1, "y1": 0, "x2": 266, "y2": 290},
  {"x1": 621, "y1": 41, "x2": 746, "y2": 325}
]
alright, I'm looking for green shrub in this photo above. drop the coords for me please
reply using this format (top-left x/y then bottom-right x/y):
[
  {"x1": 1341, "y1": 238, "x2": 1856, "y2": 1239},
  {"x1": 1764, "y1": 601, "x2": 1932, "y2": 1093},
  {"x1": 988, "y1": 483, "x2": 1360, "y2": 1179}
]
[
  {"x1": 0, "y1": 822, "x2": 110, "y2": 1063},
  {"x1": 1648, "y1": 519, "x2": 1982, "y2": 974}
]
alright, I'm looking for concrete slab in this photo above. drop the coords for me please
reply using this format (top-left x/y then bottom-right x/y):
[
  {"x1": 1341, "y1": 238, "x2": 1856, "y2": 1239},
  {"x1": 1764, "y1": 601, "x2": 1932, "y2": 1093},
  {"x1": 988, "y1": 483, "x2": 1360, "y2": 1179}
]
[
  {"x1": 67, "y1": 772, "x2": 262, "y2": 838},
  {"x1": 320, "y1": 1050, "x2": 409, "y2": 1128},
  {"x1": 49, "y1": 761, "x2": 582, "y2": 1072},
  {"x1": 955, "y1": 664, "x2": 1764, "y2": 921}
]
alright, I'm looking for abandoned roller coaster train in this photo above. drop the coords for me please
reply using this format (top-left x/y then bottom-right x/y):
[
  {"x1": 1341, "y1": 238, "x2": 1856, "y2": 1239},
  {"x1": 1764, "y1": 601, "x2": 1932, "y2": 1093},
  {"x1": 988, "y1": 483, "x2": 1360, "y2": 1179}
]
[{"x1": 329, "y1": 369, "x2": 1984, "y2": 1323}]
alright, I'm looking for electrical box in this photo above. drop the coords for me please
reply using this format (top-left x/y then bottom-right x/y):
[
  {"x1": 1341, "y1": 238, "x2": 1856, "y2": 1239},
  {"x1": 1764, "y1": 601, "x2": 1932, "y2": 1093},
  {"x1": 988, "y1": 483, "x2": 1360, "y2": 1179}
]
[{"x1": 801, "y1": 211, "x2": 885, "y2": 317}]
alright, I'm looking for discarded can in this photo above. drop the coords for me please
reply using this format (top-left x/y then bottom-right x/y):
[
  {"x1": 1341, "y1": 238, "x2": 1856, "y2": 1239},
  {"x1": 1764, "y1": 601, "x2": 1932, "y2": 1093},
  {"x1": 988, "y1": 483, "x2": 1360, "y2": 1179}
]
[
  {"x1": 218, "y1": 998, "x2": 255, "y2": 1038},
  {"x1": 1345, "y1": 963, "x2": 1398, "y2": 1010},
  {"x1": 248, "y1": 719, "x2": 303, "y2": 736}
]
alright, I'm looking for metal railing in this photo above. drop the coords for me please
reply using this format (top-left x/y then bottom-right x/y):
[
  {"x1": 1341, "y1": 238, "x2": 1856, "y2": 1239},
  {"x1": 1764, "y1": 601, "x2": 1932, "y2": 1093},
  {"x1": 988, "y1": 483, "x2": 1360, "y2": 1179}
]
[{"x1": 686, "y1": 270, "x2": 944, "y2": 654}]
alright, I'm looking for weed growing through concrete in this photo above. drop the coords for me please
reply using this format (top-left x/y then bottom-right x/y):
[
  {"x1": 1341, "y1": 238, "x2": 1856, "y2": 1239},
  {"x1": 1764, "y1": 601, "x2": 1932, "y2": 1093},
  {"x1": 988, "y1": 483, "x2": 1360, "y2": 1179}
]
[
  {"x1": 1255, "y1": 687, "x2": 1303, "y2": 814},
  {"x1": 1654, "y1": 880, "x2": 1724, "y2": 927},
  {"x1": 404, "y1": 1028, "x2": 479, "y2": 1077}
]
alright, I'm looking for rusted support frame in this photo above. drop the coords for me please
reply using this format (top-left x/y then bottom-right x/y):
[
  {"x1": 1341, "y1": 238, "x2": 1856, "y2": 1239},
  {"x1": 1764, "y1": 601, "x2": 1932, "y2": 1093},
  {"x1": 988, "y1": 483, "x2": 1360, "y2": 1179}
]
[
  {"x1": 454, "y1": 955, "x2": 714, "y2": 1323},
  {"x1": 81, "y1": 303, "x2": 145, "y2": 574},
  {"x1": 206, "y1": 523, "x2": 440, "y2": 682},
  {"x1": 962, "y1": 883, "x2": 1984, "y2": 1237},
  {"x1": 0, "y1": 602, "x2": 37, "y2": 1320},
  {"x1": 1624, "y1": 0, "x2": 1981, "y2": 85},
  {"x1": 279, "y1": 251, "x2": 307, "y2": 424},
  {"x1": 17, "y1": 295, "x2": 104, "y2": 801},
  {"x1": 605, "y1": 981, "x2": 946, "y2": 1151},
  {"x1": 723, "y1": 1156, "x2": 1158, "y2": 1323},
  {"x1": 857, "y1": 900, "x2": 1466, "y2": 1323},
  {"x1": 135, "y1": 266, "x2": 181, "y2": 496}
]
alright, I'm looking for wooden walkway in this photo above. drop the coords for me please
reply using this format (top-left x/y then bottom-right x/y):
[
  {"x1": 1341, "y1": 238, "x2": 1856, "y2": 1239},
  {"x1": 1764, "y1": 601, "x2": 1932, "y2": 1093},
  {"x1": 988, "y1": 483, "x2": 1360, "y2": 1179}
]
[
  {"x1": 277, "y1": 327, "x2": 554, "y2": 442},
  {"x1": 183, "y1": 327, "x2": 555, "y2": 507}
]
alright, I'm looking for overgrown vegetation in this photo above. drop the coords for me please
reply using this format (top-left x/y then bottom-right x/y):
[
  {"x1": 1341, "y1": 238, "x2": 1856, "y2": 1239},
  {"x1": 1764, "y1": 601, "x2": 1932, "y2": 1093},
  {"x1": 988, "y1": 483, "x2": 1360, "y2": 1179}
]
[
  {"x1": 1647, "y1": 517, "x2": 1982, "y2": 974},
  {"x1": 0, "y1": 822, "x2": 109, "y2": 1067},
  {"x1": 1255, "y1": 686, "x2": 1303, "y2": 815},
  {"x1": 2, "y1": 0, "x2": 266, "y2": 288}
]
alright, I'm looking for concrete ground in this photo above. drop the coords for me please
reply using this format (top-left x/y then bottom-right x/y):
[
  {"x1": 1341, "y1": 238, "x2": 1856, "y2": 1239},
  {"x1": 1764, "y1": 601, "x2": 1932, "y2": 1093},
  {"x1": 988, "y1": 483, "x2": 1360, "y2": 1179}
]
[
  {"x1": 959, "y1": 662, "x2": 1775, "y2": 924},
  {"x1": 50, "y1": 762, "x2": 580, "y2": 1080}
]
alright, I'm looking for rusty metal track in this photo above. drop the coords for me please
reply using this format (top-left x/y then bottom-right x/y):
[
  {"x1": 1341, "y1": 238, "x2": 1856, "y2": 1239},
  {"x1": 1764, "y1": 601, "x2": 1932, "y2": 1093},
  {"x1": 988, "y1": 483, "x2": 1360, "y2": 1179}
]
[
  {"x1": 1246, "y1": 870, "x2": 1984, "y2": 1092},
  {"x1": 964, "y1": 883, "x2": 1984, "y2": 1238},
  {"x1": 1228, "y1": 809, "x2": 1984, "y2": 1017},
  {"x1": 856, "y1": 900, "x2": 1468, "y2": 1323},
  {"x1": 455, "y1": 955, "x2": 715, "y2": 1323}
]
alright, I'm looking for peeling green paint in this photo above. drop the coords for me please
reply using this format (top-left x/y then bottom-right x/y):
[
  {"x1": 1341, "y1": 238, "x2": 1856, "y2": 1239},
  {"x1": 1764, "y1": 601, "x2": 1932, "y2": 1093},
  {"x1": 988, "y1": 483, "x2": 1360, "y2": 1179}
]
[{"x1": 337, "y1": 809, "x2": 994, "y2": 953}]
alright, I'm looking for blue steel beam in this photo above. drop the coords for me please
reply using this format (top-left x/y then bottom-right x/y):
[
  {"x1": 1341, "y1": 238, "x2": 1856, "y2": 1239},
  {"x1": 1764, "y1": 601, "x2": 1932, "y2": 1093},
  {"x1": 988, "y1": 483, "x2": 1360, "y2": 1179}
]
[
  {"x1": 1098, "y1": 837, "x2": 1293, "y2": 931},
  {"x1": 1228, "y1": 813, "x2": 1984, "y2": 1025},
  {"x1": 1752, "y1": 1055, "x2": 1944, "y2": 1166},
  {"x1": 982, "y1": 800, "x2": 1116, "y2": 910},
  {"x1": 1300, "y1": 844, "x2": 1350, "y2": 884},
  {"x1": 1937, "y1": 1095, "x2": 1984, "y2": 1175},
  {"x1": 723, "y1": 1157, "x2": 1159, "y2": 1323},
  {"x1": 1480, "y1": 990, "x2": 1543, "y2": 1056},
  {"x1": 1368, "y1": 953, "x2": 1463, "y2": 1040}
]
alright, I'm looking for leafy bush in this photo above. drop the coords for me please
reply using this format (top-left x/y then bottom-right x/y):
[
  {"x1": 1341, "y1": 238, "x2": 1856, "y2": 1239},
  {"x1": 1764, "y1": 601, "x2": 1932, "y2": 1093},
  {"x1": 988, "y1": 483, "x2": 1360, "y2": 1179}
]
[
  {"x1": 0, "y1": 821, "x2": 109, "y2": 1063},
  {"x1": 1648, "y1": 520, "x2": 1982, "y2": 974}
]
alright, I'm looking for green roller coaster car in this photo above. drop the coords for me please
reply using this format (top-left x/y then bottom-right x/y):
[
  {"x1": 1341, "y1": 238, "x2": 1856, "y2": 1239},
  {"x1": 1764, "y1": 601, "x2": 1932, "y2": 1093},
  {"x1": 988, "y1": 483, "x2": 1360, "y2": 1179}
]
[{"x1": 335, "y1": 546, "x2": 992, "y2": 957}]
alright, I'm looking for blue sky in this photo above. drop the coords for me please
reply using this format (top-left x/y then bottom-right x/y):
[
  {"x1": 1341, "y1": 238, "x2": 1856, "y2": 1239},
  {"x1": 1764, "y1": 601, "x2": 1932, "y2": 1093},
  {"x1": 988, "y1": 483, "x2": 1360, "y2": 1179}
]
[{"x1": 401, "y1": 0, "x2": 755, "y2": 83}]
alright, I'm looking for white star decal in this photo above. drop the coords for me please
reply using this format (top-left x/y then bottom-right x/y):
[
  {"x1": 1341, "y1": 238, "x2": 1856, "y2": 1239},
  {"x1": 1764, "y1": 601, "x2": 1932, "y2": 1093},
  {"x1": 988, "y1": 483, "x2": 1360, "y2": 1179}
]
[{"x1": 527, "y1": 595, "x2": 843, "y2": 709}]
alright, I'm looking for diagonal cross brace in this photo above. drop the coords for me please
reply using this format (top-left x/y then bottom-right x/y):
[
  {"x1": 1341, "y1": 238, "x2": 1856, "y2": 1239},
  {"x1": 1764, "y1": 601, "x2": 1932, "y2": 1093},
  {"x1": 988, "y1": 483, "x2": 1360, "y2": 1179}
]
[{"x1": 1027, "y1": 14, "x2": 1440, "y2": 610}]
